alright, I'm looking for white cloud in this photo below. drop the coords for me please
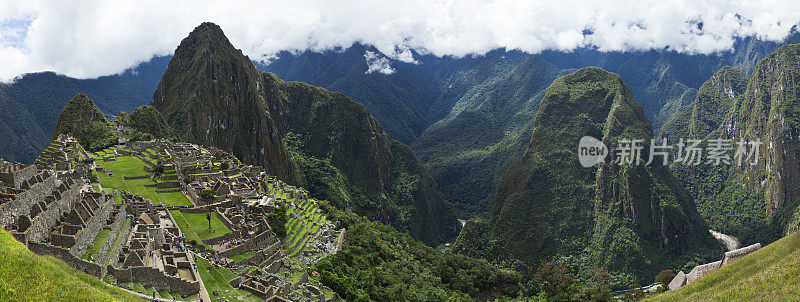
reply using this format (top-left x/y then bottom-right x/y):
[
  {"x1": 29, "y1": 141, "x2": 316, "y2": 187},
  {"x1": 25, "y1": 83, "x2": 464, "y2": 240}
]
[
  {"x1": 364, "y1": 50, "x2": 395, "y2": 75},
  {"x1": 0, "y1": 0, "x2": 799, "y2": 81}
]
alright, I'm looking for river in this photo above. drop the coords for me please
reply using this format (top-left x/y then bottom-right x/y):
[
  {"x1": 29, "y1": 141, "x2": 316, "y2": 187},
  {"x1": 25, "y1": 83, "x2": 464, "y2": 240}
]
[{"x1": 709, "y1": 229, "x2": 741, "y2": 251}]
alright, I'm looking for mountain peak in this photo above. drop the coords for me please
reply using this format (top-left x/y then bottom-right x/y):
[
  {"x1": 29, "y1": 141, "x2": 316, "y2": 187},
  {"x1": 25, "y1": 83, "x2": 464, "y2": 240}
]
[
  {"x1": 185, "y1": 22, "x2": 229, "y2": 44},
  {"x1": 171, "y1": 22, "x2": 243, "y2": 65}
]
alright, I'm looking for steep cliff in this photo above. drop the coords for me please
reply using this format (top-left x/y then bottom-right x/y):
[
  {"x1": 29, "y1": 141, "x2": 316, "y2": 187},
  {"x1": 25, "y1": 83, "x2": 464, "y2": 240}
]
[
  {"x1": 150, "y1": 22, "x2": 294, "y2": 181},
  {"x1": 660, "y1": 44, "x2": 800, "y2": 245},
  {"x1": 144, "y1": 23, "x2": 457, "y2": 244},
  {"x1": 466, "y1": 67, "x2": 719, "y2": 283},
  {"x1": 660, "y1": 66, "x2": 748, "y2": 144}
]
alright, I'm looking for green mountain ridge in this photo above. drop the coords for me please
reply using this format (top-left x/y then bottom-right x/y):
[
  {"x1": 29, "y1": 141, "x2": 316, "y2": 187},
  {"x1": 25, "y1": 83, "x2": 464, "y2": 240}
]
[
  {"x1": 455, "y1": 67, "x2": 720, "y2": 287},
  {"x1": 661, "y1": 44, "x2": 800, "y2": 246},
  {"x1": 139, "y1": 22, "x2": 457, "y2": 244}
]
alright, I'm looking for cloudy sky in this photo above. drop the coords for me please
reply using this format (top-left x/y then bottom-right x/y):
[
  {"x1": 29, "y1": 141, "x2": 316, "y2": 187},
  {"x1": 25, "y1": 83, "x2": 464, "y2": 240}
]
[{"x1": 0, "y1": 0, "x2": 799, "y2": 81}]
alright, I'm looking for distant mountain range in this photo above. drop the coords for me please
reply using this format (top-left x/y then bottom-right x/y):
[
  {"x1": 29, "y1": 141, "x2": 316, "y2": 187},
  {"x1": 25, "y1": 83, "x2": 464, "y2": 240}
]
[
  {"x1": 260, "y1": 33, "x2": 800, "y2": 219},
  {"x1": 0, "y1": 56, "x2": 170, "y2": 163},
  {"x1": 2, "y1": 29, "x2": 799, "y2": 223}
]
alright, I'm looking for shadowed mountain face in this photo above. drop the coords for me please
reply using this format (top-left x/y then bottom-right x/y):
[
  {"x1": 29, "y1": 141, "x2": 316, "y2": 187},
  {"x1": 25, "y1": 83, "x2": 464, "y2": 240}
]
[
  {"x1": 455, "y1": 67, "x2": 720, "y2": 283},
  {"x1": 141, "y1": 23, "x2": 457, "y2": 244},
  {"x1": 653, "y1": 44, "x2": 800, "y2": 247}
]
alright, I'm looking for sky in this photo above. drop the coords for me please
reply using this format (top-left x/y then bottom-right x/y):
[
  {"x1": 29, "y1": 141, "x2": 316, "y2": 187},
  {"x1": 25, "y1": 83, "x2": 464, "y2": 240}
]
[{"x1": 0, "y1": 0, "x2": 799, "y2": 81}]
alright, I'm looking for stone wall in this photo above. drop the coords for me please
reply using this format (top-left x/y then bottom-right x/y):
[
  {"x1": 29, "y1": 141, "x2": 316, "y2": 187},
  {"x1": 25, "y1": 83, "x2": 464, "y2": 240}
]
[
  {"x1": 25, "y1": 179, "x2": 82, "y2": 242},
  {"x1": 220, "y1": 230, "x2": 277, "y2": 257},
  {"x1": 670, "y1": 242, "x2": 763, "y2": 290},
  {"x1": 721, "y1": 243, "x2": 762, "y2": 266},
  {"x1": 686, "y1": 260, "x2": 722, "y2": 283},
  {"x1": 0, "y1": 164, "x2": 37, "y2": 188},
  {"x1": 70, "y1": 198, "x2": 114, "y2": 258},
  {"x1": 156, "y1": 182, "x2": 180, "y2": 189},
  {"x1": 236, "y1": 241, "x2": 283, "y2": 266},
  {"x1": 108, "y1": 266, "x2": 200, "y2": 297},
  {"x1": 107, "y1": 219, "x2": 134, "y2": 268},
  {"x1": 28, "y1": 241, "x2": 106, "y2": 279},
  {"x1": 0, "y1": 173, "x2": 57, "y2": 227},
  {"x1": 96, "y1": 208, "x2": 128, "y2": 264}
]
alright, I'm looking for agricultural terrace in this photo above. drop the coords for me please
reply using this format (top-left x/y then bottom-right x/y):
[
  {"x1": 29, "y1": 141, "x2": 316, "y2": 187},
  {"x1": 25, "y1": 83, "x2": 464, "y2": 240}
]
[{"x1": 89, "y1": 148, "x2": 192, "y2": 207}]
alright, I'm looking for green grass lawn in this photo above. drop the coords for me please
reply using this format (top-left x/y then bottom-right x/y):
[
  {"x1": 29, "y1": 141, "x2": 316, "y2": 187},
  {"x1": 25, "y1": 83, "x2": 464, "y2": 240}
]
[
  {"x1": 94, "y1": 155, "x2": 192, "y2": 206},
  {"x1": 228, "y1": 250, "x2": 257, "y2": 262},
  {"x1": 194, "y1": 256, "x2": 262, "y2": 301},
  {"x1": 0, "y1": 229, "x2": 143, "y2": 301},
  {"x1": 170, "y1": 211, "x2": 231, "y2": 248},
  {"x1": 83, "y1": 229, "x2": 111, "y2": 261},
  {"x1": 647, "y1": 231, "x2": 800, "y2": 301}
]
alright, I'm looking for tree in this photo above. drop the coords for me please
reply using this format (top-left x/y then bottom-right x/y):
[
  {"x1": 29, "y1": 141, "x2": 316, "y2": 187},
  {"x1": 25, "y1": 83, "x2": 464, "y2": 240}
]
[
  {"x1": 266, "y1": 202, "x2": 288, "y2": 239},
  {"x1": 624, "y1": 284, "x2": 645, "y2": 301},
  {"x1": 87, "y1": 172, "x2": 99, "y2": 183},
  {"x1": 576, "y1": 268, "x2": 612, "y2": 301},
  {"x1": 535, "y1": 262, "x2": 575, "y2": 301},
  {"x1": 654, "y1": 269, "x2": 676, "y2": 293},
  {"x1": 153, "y1": 159, "x2": 165, "y2": 176},
  {"x1": 199, "y1": 189, "x2": 215, "y2": 203}
]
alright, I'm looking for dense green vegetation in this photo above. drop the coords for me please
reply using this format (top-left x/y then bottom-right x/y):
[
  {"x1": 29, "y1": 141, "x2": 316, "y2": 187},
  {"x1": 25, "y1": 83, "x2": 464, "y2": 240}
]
[
  {"x1": 659, "y1": 44, "x2": 800, "y2": 245},
  {"x1": 648, "y1": 232, "x2": 800, "y2": 301},
  {"x1": 261, "y1": 35, "x2": 800, "y2": 220},
  {"x1": 454, "y1": 67, "x2": 721, "y2": 291},
  {"x1": 126, "y1": 105, "x2": 171, "y2": 138},
  {"x1": 51, "y1": 93, "x2": 118, "y2": 151},
  {"x1": 659, "y1": 66, "x2": 747, "y2": 144},
  {"x1": 316, "y1": 202, "x2": 521, "y2": 301},
  {"x1": 0, "y1": 56, "x2": 167, "y2": 164},
  {"x1": 0, "y1": 229, "x2": 142, "y2": 301}
]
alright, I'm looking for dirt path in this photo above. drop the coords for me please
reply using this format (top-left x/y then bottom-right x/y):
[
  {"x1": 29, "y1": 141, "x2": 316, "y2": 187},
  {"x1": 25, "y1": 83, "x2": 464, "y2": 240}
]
[{"x1": 709, "y1": 229, "x2": 741, "y2": 251}]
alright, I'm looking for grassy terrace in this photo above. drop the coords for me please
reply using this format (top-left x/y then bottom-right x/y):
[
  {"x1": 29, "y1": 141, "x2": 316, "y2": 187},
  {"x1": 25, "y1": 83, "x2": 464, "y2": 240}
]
[
  {"x1": 283, "y1": 197, "x2": 327, "y2": 256},
  {"x1": 91, "y1": 154, "x2": 192, "y2": 207},
  {"x1": 228, "y1": 250, "x2": 257, "y2": 262},
  {"x1": 103, "y1": 218, "x2": 130, "y2": 266},
  {"x1": 170, "y1": 210, "x2": 231, "y2": 248},
  {"x1": 0, "y1": 229, "x2": 142, "y2": 301},
  {"x1": 195, "y1": 256, "x2": 262, "y2": 301},
  {"x1": 83, "y1": 229, "x2": 111, "y2": 261},
  {"x1": 648, "y1": 231, "x2": 800, "y2": 301}
]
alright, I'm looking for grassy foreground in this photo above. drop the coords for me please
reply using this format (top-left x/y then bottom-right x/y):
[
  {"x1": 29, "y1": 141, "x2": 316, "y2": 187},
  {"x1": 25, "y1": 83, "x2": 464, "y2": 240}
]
[
  {"x1": 0, "y1": 229, "x2": 142, "y2": 301},
  {"x1": 647, "y1": 231, "x2": 800, "y2": 301}
]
